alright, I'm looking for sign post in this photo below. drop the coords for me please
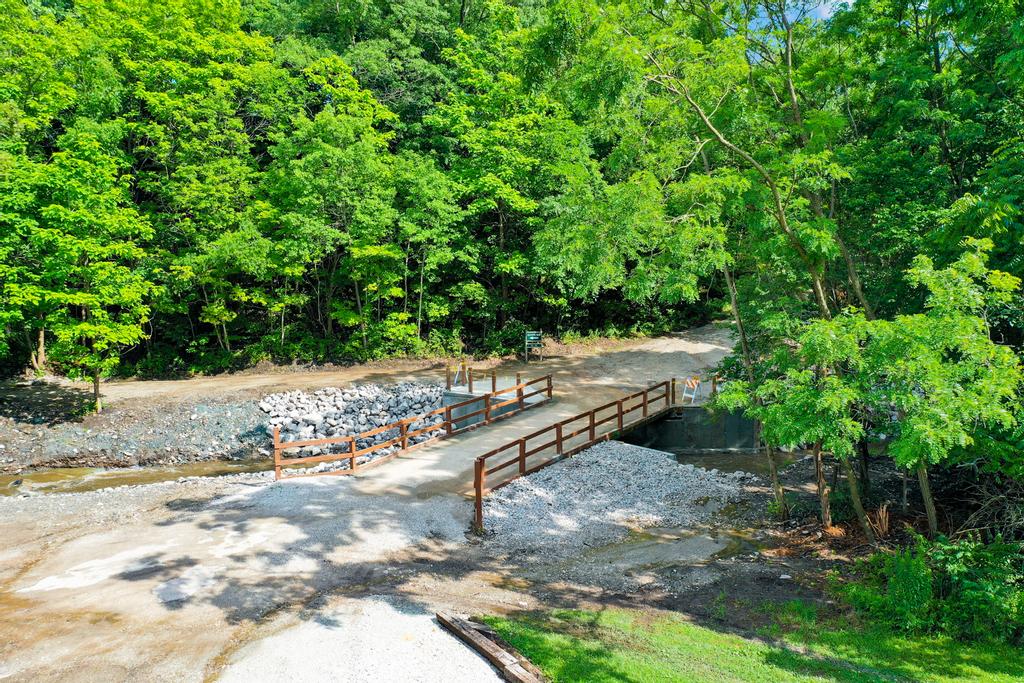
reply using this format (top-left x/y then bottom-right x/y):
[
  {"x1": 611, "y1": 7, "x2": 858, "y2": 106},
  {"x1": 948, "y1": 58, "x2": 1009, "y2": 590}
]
[{"x1": 524, "y1": 330, "x2": 543, "y2": 362}]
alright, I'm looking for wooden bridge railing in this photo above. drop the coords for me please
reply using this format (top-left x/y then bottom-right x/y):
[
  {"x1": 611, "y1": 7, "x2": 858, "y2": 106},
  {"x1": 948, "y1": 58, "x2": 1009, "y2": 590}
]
[
  {"x1": 474, "y1": 377, "x2": 712, "y2": 531},
  {"x1": 446, "y1": 360, "x2": 522, "y2": 394},
  {"x1": 273, "y1": 374, "x2": 553, "y2": 480}
]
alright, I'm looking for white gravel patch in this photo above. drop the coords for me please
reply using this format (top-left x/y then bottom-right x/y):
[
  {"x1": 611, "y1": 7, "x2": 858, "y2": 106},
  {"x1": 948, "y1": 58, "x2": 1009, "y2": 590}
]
[
  {"x1": 483, "y1": 441, "x2": 754, "y2": 555},
  {"x1": 218, "y1": 595, "x2": 501, "y2": 683}
]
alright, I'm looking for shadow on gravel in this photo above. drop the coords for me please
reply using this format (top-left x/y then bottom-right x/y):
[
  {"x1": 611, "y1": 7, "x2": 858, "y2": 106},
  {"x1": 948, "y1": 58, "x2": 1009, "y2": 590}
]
[
  {"x1": 116, "y1": 480, "x2": 482, "y2": 623},
  {"x1": 0, "y1": 379, "x2": 94, "y2": 425},
  {"x1": 108, "y1": 470, "x2": 1018, "y2": 683}
]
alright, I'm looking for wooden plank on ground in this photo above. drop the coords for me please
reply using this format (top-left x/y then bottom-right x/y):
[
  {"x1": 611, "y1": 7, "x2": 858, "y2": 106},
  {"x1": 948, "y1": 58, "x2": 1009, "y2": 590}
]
[{"x1": 436, "y1": 611, "x2": 545, "y2": 683}]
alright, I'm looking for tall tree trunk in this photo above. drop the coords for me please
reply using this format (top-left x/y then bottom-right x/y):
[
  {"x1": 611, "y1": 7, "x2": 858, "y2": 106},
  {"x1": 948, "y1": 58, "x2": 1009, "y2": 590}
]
[
  {"x1": 724, "y1": 264, "x2": 787, "y2": 518},
  {"x1": 857, "y1": 437, "x2": 871, "y2": 496},
  {"x1": 675, "y1": 82, "x2": 832, "y2": 319},
  {"x1": 917, "y1": 462, "x2": 939, "y2": 538},
  {"x1": 28, "y1": 326, "x2": 43, "y2": 372},
  {"x1": 417, "y1": 259, "x2": 426, "y2": 339},
  {"x1": 724, "y1": 265, "x2": 753, "y2": 367},
  {"x1": 92, "y1": 368, "x2": 102, "y2": 413},
  {"x1": 778, "y1": 15, "x2": 873, "y2": 322},
  {"x1": 353, "y1": 282, "x2": 368, "y2": 351},
  {"x1": 36, "y1": 324, "x2": 46, "y2": 370},
  {"x1": 841, "y1": 456, "x2": 876, "y2": 544},
  {"x1": 497, "y1": 211, "x2": 507, "y2": 327},
  {"x1": 403, "y1": 248, "x2": 410, "y2": 315},
  {"x1": 837, "y1": 236, "x2": 874, "y2": 319},
  {"x1": 813, "y1": 441, "x2": 832, "y2": 528}
]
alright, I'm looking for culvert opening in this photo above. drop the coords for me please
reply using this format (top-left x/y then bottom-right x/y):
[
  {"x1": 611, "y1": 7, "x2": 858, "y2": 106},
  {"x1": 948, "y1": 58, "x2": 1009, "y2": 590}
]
[{"x1": 616, "y1": 407, "x2": 794, "y2": 475}]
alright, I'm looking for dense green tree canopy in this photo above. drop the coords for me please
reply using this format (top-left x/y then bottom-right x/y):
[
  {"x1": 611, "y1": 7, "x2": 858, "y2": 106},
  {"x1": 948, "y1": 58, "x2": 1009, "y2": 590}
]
[{"x1": 0, "y1": 0, "x2": 1022, "y2": 500}]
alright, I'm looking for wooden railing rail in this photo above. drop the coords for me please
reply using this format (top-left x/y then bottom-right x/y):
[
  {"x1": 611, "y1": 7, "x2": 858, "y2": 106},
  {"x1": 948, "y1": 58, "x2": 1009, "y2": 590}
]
[
  {"x1": 473, "y1": 379, "x2": 690, "y2": 531},
  {"x1": 273, "y1": 374, "x2": 554, "y2": 480},
  {"x1": 446, "y1": 361, "x2": 530, "y2": 395}
]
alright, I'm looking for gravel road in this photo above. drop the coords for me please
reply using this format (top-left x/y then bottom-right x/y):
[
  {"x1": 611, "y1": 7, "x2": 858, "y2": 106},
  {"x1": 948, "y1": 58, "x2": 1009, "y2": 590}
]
[{"x1": 217, "y1": 595, "x2": 502, "y2": 683}]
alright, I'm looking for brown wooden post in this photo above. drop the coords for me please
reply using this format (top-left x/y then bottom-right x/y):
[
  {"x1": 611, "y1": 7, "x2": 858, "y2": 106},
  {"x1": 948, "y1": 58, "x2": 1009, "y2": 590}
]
[
  {"x1": 671, "y1": 377, "x2": 677, "y2": 406},
  {"x1": 273, "y1": 425, "x2": 282, "y2": 480},
  {"x1": 474, "y1": 459, "x2": 485, "y2": 532},
  {"x1": 555, "y1": 423, "x2": 563, "y2": 455},
  {"x1": 642, "y1": 388, "x2": 649, "y2": 417},
  {"x1": 468, "y1": 367, "x2": 474, "y2": 394},
  {"x1": 400, "y1": 421, "x2": 408, "y2": 450},
  {"x1": 712, "y1": 375, "x2": 719, "y2": 395},
  {"x1": 518, "y1": 439, "x2": 526, "y2": 474},
  {"x1": 546, "y1": 375, "x2": 553, "y2": 398},
  {"x1": 349, "y1": 436, "x2": 357, "y2": 472},
  {"x1": 617, "y1": 400, "x2": 624, "y2": 430},
  {"x1": 589, "y1": 411, "x2": 596, "y2": 441},
  {"x1": 491, "y1": 370, "x2": 496, "y2": 393},
  {"x1": 516, "y1": 373, "x2": 524, "y2": 409},
  {"x1": 445, "y1": 405, "x2": 453, "y2": 435},
  {"x1": 446, "y1": 364, "x2": 452, "y2": 390},
  {"x1": 484, "y1": 394, "x2": 491, "y2": 424}
]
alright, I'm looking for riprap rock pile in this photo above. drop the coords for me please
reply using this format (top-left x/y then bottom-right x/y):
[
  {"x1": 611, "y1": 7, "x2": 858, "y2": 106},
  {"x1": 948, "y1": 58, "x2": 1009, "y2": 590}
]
[{"x1": 260, "y1": 382, "x2": 446, "y2": 470}]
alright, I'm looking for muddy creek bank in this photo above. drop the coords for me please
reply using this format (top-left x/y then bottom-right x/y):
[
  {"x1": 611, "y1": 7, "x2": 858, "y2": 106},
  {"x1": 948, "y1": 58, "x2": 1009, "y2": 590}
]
[{"x1": 0, "y1": 458, "x2": 271, "y2": 497}]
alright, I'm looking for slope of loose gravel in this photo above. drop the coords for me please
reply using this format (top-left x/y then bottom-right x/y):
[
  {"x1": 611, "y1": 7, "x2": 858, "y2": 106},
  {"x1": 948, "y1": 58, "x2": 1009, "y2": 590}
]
[
  {"x1": 0, "y1": 399, "x2": 268, "y2": 472},
  {"x1": 0, "y1": 383, "x2": 445, "y2": 473},
  {"x1": 482, "y1": 441, "x2": 755, "y2": 558}
]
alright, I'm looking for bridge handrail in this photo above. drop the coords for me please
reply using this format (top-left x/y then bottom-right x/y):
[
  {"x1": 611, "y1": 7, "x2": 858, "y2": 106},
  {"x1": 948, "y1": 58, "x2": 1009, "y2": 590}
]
[
  {"x1": 473, "y1": 376, "x2": 718, "y2": 530},
  {"x1": 273, "y1": 374, "x2": 554, "y2": 480}
]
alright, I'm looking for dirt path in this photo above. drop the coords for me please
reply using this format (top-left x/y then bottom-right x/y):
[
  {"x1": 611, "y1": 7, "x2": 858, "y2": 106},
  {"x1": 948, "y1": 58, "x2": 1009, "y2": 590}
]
[
  {"x1": 1, "y1": 325, "x2": 731, "y2": 473},
  {"x1": 0, "y1": 326, "x2": 739, "y2": 682},
  {"x1": 3, "y1": 326, "x2": 730, "y2": 409}
]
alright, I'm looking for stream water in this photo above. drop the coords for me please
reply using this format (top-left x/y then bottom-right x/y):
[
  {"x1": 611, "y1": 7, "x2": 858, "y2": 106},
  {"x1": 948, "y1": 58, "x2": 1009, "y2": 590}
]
[
  {"x1": 669, "y1": 448, "x2": 801, "y2": 476},
  {"x1": 0, "y1": 459, "x2": 270, "y2": 497},
  {"x1": 0, "y1": 436, "x2": 796, "y2": 499}
]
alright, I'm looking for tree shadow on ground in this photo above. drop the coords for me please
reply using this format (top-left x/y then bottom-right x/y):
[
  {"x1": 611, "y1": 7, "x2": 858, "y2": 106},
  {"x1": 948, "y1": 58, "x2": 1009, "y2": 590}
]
[
  {"x1": 0, "y1": 379, "x2": 94, "y2": 425},
  {"x1": 89, "y1": 468, "x2": 1020, "y2": 683}
]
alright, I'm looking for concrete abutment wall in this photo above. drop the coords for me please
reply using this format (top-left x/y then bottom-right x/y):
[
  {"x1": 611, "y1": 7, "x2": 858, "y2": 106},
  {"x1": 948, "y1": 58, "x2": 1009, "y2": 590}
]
[{"x1": 620, "y1": 406, "x2": 757, "y2": 453}]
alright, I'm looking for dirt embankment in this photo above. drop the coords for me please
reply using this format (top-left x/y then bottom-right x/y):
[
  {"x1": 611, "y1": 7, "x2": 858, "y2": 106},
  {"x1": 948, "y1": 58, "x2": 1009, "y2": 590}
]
[{"x1": 1, "y1": 325, "x2": 734, "y2": 474}]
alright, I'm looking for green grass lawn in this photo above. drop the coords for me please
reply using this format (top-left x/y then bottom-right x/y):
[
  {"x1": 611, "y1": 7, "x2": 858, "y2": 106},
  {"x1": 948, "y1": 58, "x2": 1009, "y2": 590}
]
[{"x1": 482, "y1": 604, "x2": 1024, "y2": 682}]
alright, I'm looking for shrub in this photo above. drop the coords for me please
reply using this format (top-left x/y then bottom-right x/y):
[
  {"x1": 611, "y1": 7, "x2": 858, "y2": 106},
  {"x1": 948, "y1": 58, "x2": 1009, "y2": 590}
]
[
  {"x1": 767, "y1": 493, "x2": 806, "y2": 520},
  {"x1": 827, "y1": 486, "x2": 885, "y2": 525},
  {"x1": 842, "y1": 535, "x2": 1024, "y2": 644},
  {"x1": 928, "y1": 535, "x2": 1024, "y2": 643},
  {"x1": 883, "y1": 545, "x2": 933, "y2": 631},
  {"x1": 482, "y1": 319, "x2": 529, "y2": 356}
]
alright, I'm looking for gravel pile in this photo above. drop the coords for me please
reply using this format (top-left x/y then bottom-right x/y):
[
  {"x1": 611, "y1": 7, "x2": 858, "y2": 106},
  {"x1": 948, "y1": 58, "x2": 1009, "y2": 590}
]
[
  {"x1": 261, "y1": 382, "x2": 446, "y2": 474},
  {"x1": 0, "y1": 401, "x2": 268, "y2": 472},
  {"x1": 0, "y1": 381, "x2": 447, "y2": 474},
  {"x1": 482, "y1": 441, "x2": 754, "y2": 557}
]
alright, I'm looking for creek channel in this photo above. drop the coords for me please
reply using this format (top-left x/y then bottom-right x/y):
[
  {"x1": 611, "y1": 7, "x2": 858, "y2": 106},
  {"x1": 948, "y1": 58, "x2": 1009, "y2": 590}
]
[{"x1": 0, "y1": 458, "x2": 270, "y2": 496}]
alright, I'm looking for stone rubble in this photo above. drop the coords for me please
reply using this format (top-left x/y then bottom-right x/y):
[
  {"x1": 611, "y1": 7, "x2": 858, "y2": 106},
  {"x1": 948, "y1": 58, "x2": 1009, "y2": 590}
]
[
  {"x1": 482, "y1": 440, "x2": 755, "y2": 557},
  {"x1": 260, "y1": 382, "x2": 447, "y2": 473}
]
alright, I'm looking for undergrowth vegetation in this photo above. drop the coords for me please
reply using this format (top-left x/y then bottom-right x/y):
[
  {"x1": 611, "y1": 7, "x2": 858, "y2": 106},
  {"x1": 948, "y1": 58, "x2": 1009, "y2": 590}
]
[{"x1": 841, "y1": 535, "x2": 1024, "y2": 645}]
